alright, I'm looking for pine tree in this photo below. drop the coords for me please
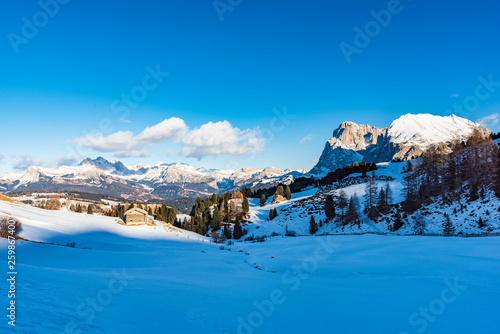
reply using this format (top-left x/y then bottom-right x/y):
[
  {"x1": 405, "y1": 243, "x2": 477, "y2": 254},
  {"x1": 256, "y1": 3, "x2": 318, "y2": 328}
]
[
  {"x1": 223, "y1": 199, "x2": 229, "y2": 222},
  {"x1": 345, "y1": 195, "x2": 359, "y2": 225},
  {"x1": 148, "y1": 207, "x2": 153, "y2": 216},
  {"x1": 211, "y1": 206, "x2": 221, "y2": 230},
  {"x1": 195, "y1": 213, "x2": 208, "y2": 235},
  {"x1": 324, "y1": 194, "x2": 335, "y2": 220},
  {"x1": 269, "y1": 208, "x2": 276, "y2": 220},
  {"x1": 443, "y1": 215, "x2": 455, "y2": 236},
  {"x1": 76, "y1": 203, "x2": 82, "y2": 213},
  {"x1": 211, "y1": 194, "x2": 218, "y2": 205},
  {"x1": 413, "y1": 213, "x2": 425, "y2": 235},
  {"x1": 377, "y1": 187, "x2": 388, "y2": 214},
  {"x1": 352, "y1": 193, "x2": 360, "y2": 212},
  {"x1": 223, "y1": 224, "x2": 232, "y2": 239},
  {"x1": 384, "y1": 183, "x2": 393, "y2": 206},
  {"x1": 259, "y1": 194, "x2": 267, "y2": 206},
  {"x1": 337, "y1": 189, "x2": 348, "y2": 223},
  {"x1": 309, "y1": 216, "x2": 318, "y2": 234},
  {"x1": 233, "y1": 221, "x2": 243, "y2": 239},
  {"x1": 229, "y1": 201, "x2": 236, "y2": 222},
  {"x1": 364, "y1": 175, "x2": 378, "y2": 218},
  {"x1": 403, "y1": 167, "x2": 420, "y2": 213},
  {"x1": 127, "y1": 202, "x2": 134, "y2": 211},
  {"x1": 284, "y1": 186, "x2": 292, "y2": 200},
  {"x1": 242, "y1": 197, "x2": 250, "y2": 214},
  {"x1": 478, "y1": 217, "x2": 485, "y2": 229},
  {"x1": 495, "y1": 146, "x2": 500, "y2": 198},
  {"x1": 116, "y1": 204, "x2": 124, "y2": 217},
  {"x1": 275, "y1": 186, "x2": 284, "y2": 196},
  {"x1": 87, "y1": 205, "x2": 93, "y2": 215}
]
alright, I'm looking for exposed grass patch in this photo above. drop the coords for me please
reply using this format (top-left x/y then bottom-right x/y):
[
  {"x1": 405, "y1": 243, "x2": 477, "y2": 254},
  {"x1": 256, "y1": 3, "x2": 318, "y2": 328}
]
[{"x1": 0, "y1": 194, "x2": 20, "y2": 204}]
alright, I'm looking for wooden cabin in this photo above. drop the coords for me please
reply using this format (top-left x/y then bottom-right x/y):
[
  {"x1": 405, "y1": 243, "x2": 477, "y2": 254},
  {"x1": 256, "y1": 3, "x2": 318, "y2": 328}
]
[{"x1": 123, "y1": 207, "x2": 154, "y2": 226}]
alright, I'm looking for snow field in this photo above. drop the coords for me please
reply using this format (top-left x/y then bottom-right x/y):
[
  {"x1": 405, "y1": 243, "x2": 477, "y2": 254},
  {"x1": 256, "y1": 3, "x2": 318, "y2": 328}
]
[{"x1": 1, "y1": 219, "x2": 498, "y2": 333}]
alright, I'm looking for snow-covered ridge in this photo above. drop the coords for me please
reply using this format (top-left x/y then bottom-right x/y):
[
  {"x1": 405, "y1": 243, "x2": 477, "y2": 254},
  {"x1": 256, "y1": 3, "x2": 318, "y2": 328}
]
[
  {"x1": 0, "y1": 157, "x2": 306, "y2": 199},
  {"x1": 310, "y1": 113, "x2": 489, "y2": 177},
  {"x1": 387, "y1": 113, "x2": 482, "y2": 148}
]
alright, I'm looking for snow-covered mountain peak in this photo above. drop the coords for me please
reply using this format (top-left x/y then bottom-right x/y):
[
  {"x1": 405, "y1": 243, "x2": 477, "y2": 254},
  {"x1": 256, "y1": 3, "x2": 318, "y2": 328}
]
[
  {"x1": 310, "y1": 113, "x2": 489, "y2": 177},
  {"x1": 387, "y1": 113, "x2": 483, "y2": 148},
  {"x1": 1, "y1": 157, "x2": 306, "y2": 199}
]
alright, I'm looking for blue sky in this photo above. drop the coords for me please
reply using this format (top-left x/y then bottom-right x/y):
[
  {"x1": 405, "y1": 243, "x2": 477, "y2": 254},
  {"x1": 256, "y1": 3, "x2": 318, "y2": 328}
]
[{"x1": 1, "y1": 0, "x2": 500, "y2": 173}]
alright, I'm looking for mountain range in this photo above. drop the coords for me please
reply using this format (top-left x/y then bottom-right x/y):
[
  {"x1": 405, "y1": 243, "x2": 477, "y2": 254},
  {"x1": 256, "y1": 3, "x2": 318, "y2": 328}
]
[
  {"x1": 0, "y1": 113, "x2": 488, "y2": 199},
  {"x1": 0, "y1": 157, "x2": 305, "y2": 200}
]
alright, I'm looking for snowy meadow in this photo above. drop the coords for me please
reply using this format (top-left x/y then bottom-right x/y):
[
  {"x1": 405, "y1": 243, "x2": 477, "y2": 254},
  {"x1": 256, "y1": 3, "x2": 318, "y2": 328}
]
[{"x1": 1, "y1": 200, "x2": 499, "y2": 334}]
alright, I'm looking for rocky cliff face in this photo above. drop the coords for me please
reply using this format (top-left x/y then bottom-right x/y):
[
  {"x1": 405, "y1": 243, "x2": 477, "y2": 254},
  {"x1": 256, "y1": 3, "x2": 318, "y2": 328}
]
[{"x1": 310, "y1": 114, "x2": 488, "y2": 177}]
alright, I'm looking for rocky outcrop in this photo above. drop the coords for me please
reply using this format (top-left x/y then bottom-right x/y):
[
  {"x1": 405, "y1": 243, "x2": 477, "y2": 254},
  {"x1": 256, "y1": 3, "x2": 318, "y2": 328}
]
[
  {"x1": 272, "y1": 195, "x2": 287, "y2": 204},
  {"x1": 310, "y1": 113, "x2": 488, "y2": 177}
]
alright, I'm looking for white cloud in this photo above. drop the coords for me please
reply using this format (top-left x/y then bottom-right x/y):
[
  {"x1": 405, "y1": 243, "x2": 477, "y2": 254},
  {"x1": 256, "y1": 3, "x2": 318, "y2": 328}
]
[
  {"x1": 299, "y1": 134, "x2": 313, "y2": 144},
  {"x1": 74, "y1": 131, "x2": 136, "y2": 152},
  {"x1": 136, "y1": 117, "x2": 187, "y2": 143},
  {"x1": 11, "y1": 155, "x2": 81, "y2": 171},
  {"x1": 12, "y1": 154, "x2": 45, "y2": 170},
  {"x1": 181, "y1": 121, "x2": 264, "y2": 158},
  {"x1": 73, "y1": 118, "x2": 264, "y2": 159},
  {"x1": 477, "y1": 113, "x2": 500, "y2": 128}
]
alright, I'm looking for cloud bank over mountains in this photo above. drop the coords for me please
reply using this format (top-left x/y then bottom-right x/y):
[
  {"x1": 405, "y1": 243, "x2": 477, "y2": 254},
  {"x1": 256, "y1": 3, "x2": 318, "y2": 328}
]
[{"x1": 73, "y1": 117, "x2": 265, "y2": 159}]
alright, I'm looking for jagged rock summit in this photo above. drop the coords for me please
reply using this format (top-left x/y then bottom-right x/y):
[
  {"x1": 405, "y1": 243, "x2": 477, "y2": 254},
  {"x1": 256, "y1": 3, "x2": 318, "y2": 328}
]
[{"x1": 309, "y1": 113, "x2": 488, "y2": 177}]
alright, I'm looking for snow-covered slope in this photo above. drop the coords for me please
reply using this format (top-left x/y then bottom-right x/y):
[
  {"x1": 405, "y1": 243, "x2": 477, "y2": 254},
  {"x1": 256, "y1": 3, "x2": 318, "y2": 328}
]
[
  {"x1": 1, "y1": 198, "x2": 499, "y2": 333},
  {"x1": 310, "y1": 113, "x2": 488, "y2": 177},
  {"x1": 388, "y1": 114, "x2": 482, "y2": 148},
  {"x1": 243, "y1": 161, "x2": 500, "y2": 239}
]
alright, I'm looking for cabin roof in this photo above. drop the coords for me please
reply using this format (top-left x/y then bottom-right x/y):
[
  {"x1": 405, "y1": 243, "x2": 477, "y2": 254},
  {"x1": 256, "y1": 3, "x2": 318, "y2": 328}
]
[{"x1": 124, "y1": 207, "x2": 149, "y2": 216}]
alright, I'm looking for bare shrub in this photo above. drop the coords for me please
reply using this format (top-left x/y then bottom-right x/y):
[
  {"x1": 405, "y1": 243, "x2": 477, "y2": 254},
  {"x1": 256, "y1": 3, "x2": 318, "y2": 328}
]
[{"x1": 46, "y1": 198, "x2": 62, "y2": 210}]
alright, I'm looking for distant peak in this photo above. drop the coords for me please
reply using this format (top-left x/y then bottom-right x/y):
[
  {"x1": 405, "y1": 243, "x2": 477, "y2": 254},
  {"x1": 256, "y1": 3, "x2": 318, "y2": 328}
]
[{"x1": 339, "y1": 121, "x2": 359, "y2": 128}]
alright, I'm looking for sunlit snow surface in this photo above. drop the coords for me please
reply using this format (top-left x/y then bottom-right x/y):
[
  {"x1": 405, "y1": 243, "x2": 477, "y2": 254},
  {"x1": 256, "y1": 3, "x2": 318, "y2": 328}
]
[{"x1": 1, "y1": 197, "x2": 499, "y2": 334}]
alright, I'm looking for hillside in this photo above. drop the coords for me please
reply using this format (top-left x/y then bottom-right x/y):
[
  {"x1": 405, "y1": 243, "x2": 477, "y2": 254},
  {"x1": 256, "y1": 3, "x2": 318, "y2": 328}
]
[
  {"x1": 241, "y1": 161, "x2": 500, "y2": 239},
  {"x1": 0, "y1": 199, "x2": 499, "y2": 333}
]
